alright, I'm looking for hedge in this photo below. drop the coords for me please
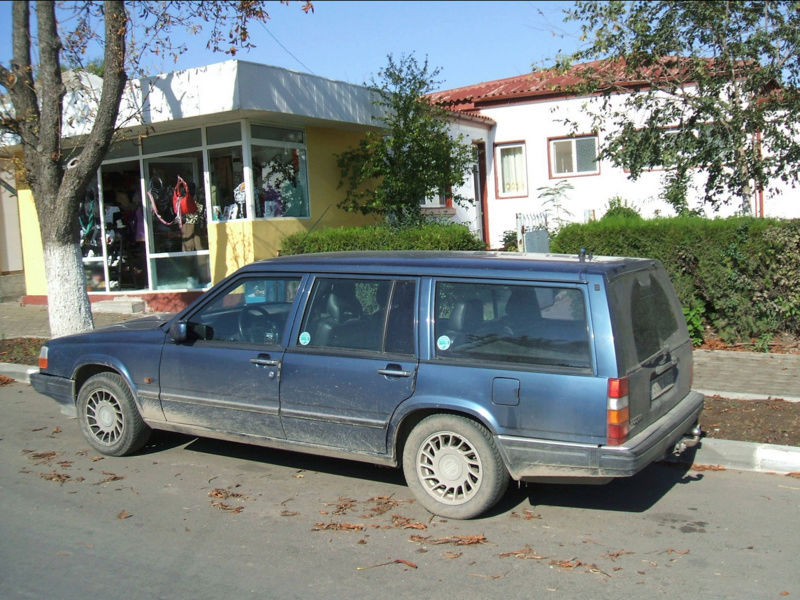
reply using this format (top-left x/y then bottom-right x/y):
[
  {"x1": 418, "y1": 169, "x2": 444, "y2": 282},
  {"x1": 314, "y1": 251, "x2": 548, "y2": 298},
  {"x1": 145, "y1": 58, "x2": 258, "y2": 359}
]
[
  {"x1": 280, "y1": 222, "x2": 486, "y2": 255},
  {"x1": 551, "y1": 216, "x2": 800, "y2": 345}
]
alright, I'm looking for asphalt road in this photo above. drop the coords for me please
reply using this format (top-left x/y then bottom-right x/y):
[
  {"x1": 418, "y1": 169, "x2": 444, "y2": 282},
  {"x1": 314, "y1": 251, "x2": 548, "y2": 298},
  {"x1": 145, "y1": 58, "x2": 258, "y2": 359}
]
[{"x1": 2, "y1": 382, "x2": 799, "y2": 600}]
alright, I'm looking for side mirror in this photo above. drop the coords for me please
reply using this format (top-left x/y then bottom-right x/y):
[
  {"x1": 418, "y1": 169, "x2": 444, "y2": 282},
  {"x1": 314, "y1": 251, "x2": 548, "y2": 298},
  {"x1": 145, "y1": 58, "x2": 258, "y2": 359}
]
[{"x1": 169, "y1": 321, "x2": 189, "y2": 343}]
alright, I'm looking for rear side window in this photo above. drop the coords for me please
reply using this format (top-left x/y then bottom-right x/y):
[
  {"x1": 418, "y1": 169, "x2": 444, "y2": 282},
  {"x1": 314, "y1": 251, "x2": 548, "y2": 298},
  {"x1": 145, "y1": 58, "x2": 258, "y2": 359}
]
[
  {"x1": 608, "y1": 266, "x2": 689, "y2": 372},
  {"x1": 297, "y1": 278, "x2": 416, "y2": 355},
  {"x1": 434, "y1": 281, "x2": 591, "y2": 369}
]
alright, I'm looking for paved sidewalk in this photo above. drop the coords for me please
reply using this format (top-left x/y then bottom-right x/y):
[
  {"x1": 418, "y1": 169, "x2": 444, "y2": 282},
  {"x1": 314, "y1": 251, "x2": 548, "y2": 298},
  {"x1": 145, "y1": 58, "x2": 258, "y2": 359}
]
[{"x1": 3, "y1": 300, "x2": 800, "y2": 475}]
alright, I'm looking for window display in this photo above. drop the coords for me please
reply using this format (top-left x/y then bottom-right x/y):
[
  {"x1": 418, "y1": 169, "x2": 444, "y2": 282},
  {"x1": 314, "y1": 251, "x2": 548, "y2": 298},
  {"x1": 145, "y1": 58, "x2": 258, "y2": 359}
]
[{"x1": 252, "y1": 146, "x2": 309, "y2": 218}]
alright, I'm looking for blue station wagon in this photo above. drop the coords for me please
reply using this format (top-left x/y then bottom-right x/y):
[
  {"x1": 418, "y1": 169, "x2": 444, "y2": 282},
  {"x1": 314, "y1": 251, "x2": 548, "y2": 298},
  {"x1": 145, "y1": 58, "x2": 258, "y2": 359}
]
[{"x1": 32, "y1": 251, "x2": 704, "y2": 518}]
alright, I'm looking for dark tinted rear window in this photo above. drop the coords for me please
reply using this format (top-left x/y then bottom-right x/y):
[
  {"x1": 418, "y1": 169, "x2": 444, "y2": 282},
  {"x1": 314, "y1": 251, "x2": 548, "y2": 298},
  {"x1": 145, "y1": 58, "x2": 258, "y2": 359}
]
[{"x1": 608, "y1": 266, "x2": 688, "y2": 372}]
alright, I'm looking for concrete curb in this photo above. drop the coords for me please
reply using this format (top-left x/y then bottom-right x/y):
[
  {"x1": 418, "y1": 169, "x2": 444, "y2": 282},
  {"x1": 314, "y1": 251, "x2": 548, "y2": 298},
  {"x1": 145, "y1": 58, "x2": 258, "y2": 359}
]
[
  {"x1": 0, "y1": 362, "x2": 37, "y2": 384},
  {"x1": 696, "y1": 388, "x2": 800, "y2": 403},
  {"x1": 693, "y1": 438, "x2": 800, "y2": 475},
  {"x1": 3, "y1": 362, "x2": 800, "y2": 476}
]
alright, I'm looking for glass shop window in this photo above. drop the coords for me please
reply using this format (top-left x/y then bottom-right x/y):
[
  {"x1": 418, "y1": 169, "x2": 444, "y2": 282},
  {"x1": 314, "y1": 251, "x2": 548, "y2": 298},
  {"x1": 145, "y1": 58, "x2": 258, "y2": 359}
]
[{"x1": 252, "y1": 145, "x2": 310, "y2": 218}]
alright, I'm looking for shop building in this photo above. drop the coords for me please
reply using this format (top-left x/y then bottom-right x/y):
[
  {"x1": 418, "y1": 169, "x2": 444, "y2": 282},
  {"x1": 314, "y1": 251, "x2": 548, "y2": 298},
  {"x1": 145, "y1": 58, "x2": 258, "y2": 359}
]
[{"x1": 9, "y1": 60, "x2": 383, "y2": 311}]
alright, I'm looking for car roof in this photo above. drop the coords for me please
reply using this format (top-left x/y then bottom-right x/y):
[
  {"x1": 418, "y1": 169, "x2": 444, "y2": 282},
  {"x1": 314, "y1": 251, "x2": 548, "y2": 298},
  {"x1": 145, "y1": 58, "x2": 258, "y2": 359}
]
[{"x1": 238, "y1": 251, "x2": 656, "y2": 281}]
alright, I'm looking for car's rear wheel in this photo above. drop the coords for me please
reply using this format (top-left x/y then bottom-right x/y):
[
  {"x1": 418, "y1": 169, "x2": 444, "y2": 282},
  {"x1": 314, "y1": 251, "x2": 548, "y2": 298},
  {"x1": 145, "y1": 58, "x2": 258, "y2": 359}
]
[
  {"x1": 77, "y1": 372, "x2": 150, "y2": 456},
  {"x1": 402, "y1": 414, "x2": 509, "y2": 519}
]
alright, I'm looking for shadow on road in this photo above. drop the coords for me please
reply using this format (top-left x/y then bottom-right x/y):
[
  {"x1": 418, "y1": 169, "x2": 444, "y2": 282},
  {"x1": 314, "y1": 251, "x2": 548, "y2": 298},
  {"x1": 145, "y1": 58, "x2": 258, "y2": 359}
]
[
  {"x1": 143, "y1": 431, "x2": 705, "y2": 517},
  {"x1": 491, "y1": 461, "x2": 703, "y2": 517}
]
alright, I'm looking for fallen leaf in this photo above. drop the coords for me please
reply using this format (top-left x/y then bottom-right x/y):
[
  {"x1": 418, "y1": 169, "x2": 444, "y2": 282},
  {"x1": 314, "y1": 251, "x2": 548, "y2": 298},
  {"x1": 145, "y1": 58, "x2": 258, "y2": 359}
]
[
  {"x1": 91, "y1": 456, "x2": 104, "y2": 462},
  {"x1": 357, "y1": 558, "x2": 418, "y2": 571},
  {"x1": 30, "y1": 450, "x2": 57, "y2": 463},
  {"x1": 664, "y1": 548, "x2": 690, "y2": 555},
  {"x1": 409, "y1": 534, "x2": 487, "y2": 546},
  {"x1": 394, "y1": 559, "x2": 418, "y2": 569},
  {"x1": 30, "y1": 427, "x2": 47, "y2": 432},
  {"x1": 510, "y1": 509, "x2": 542, "y2": 520},
  {"x1": 391, "y1": 514, "x2": 427, "y2": 530},
  {"x1": 357, "y1": 539, "x2": 367, "y2": 545},
  {"x1": 785, "y1": 472, "x2": 800, "y2": 479},
  {"x1": 209, "y1": 488, "x2": 243, "y2": 500},
  {"x1": 0, "y1": 375, "x2": 15, "y2": 386},
  {"x1": 550, "y1": 558, "x2": 583, "y2": 569},
  {"x1": 326, "y1": 497, "x2": 356, "y2": 515},
  {"x1": 57, "y1": 460, "x2": 73, "y2": 468},
  {"x1": 210, "y1": 501, "x2": 243, "y2": 514},
  {"x1": 468, "y1": 571, "x2": 509, "y2": 580},
  {"x1": 312, "y1": 521, "x2": 364, "y2": 531},
  {"x1": 442, "y1": 551, "x2": 462, "y2": 559},
  {"x1": 692, "y1": 464, "x2": 726, "y2": 472},
  {"x1": 280, "y1": 510, "x2": 299, "y2": 517},
  {"x1": 364, "y1": 495, "x2": 405, "y2": 516},
  {"x1": 40, "y1": 472, "x2": 70, "y2": 483},
  {"x1": 51, "y1": 427, "x2": 62, "y2": 435},
  {"x1": 117, "y1": 510, "x2": 132, "y2": 520},
  {"x1": 94, "y1": 472, "x2": 124, "y2": 485},
  {"x1": 499, "y1": 545, "x2": 545, "y2": 560},
  {"x1": 604, "y1": 550, "x2": 634, "y2": 560}
]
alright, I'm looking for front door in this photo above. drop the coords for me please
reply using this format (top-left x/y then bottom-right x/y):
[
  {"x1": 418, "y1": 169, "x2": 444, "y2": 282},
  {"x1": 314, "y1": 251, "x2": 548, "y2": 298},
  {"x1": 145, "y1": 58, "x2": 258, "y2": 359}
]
[
  {"x1": 159, "y1": 275, "x2": 302, "y2": 438},
  {"x1": 279, "y1": 276, "x2": 419, "y2": 454}
]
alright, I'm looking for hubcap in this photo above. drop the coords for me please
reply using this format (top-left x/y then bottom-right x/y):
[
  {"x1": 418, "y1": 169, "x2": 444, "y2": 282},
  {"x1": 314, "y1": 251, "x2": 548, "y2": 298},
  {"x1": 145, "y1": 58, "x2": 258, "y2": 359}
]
[
  {"x1": 416, "y1": 431, "x2": 482, "y2": 506},
  {"x1": 85, "y1": 390, "x2": 124, "y2": 446}
]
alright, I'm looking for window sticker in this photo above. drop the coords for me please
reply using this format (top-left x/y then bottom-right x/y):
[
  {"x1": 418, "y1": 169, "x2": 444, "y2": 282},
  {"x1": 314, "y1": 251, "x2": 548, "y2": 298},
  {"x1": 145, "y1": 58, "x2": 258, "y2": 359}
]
[
  {"x1": 436, "y1": 335, "x2": 452, "y2": 351},
  {"x1": 299, "y1": 331, "x2": 311, "y2": 346}
]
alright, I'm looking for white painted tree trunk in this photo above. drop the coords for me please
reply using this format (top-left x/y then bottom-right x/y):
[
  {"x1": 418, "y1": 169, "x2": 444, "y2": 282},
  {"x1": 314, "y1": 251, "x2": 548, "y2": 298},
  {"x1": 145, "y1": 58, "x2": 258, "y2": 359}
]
[{"x1": 42, "y1": 241, "x2": 94, "y2": 337}]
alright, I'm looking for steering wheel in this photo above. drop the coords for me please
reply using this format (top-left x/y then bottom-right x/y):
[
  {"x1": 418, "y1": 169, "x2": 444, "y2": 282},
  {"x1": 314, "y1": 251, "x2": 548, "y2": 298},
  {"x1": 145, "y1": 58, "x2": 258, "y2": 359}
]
[{"x1": 237, "y1": 305, "x2": 273, "y2": 343}]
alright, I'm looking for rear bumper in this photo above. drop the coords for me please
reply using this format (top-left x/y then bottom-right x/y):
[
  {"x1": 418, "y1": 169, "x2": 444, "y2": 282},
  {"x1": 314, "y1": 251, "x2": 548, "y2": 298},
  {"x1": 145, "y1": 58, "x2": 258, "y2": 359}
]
[
  {"x1": 30, "y1": 372, "x2": 77, "y2": 418},
  {"x1": 496, "y1": 390, "x2": 705, "y2": 480}
]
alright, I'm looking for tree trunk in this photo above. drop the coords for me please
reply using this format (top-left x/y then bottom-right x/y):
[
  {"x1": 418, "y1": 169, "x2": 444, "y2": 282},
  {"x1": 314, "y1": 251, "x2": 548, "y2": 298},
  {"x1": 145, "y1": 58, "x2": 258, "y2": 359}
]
[{"x1": 42, "y1": 239, "x2": 94, "y2": 338}]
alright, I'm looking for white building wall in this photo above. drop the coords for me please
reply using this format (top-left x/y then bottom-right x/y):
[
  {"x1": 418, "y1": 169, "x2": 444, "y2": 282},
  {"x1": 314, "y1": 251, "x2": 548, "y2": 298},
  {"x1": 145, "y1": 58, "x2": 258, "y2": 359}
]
[
  {"x1": 474, "y1": 93, "x2": 800, "y2": 248},
  {"x1": 423, "y1": 118, "x2": 491, "y2": 241}
]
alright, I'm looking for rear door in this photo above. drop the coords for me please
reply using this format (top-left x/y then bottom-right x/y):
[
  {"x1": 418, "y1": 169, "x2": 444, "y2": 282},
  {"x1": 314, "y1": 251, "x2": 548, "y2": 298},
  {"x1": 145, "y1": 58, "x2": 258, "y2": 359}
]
[
  {"x1": 279, "y1": 276, "x2": 418, "y2": 454},
  {"x1": 606, "y1": 263, "x2": 693, "y2": 437},
  {"x1": 422, "y1": 279, "x2": 605, "y2": 444}
]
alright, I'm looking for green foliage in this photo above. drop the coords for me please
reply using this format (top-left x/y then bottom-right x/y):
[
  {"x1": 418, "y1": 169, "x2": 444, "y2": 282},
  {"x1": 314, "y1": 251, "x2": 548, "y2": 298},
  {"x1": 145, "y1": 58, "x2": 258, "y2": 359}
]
[
  {"x1": 336, "y1": 54, "x2": 475, "y2": 226},
  {"x1": 552, "y1": 217, "x2": 800, "y2": 345},
  {"x1": 536, "y1": 180, "x2": 574, "y2": 233},
  {"x1": 501, "y1": 230, "x2": 519, "y2": 252},
  {"x1": 602, "y1": 196, "x2": 642, "y2": 221},
  {"x1": 280, "y1": 223, "x2": 486, "y2": 255},
  {"x1": 564, "y1": 1, "x2": 800, "y2": 212}
]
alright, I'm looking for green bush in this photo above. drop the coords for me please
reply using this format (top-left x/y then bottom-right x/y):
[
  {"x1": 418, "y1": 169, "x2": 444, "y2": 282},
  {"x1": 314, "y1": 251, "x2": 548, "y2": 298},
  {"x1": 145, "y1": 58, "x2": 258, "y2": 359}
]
[
  {"x1": 552, "y1": 217, "x2": 800, "y2": 344},
  {"x1": 280, "y1": 222, "x2": 486, "y2": 255}
]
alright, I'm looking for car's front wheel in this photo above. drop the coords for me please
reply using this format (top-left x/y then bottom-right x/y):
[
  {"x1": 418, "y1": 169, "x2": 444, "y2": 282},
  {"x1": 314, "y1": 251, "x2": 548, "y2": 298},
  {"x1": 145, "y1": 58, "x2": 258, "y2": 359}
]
[
  {"x1": 77, "y1": 372, "x2": 150, "y2": 456},
  {"x1": 402, "y1": 414, "x2": 510, "y2": 519}
]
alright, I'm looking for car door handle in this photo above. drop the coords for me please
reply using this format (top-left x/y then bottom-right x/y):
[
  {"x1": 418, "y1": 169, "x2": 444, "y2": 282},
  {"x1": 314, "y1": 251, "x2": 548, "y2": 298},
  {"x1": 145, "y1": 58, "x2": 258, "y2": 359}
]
[
  {"x1": 250, "y1": 356, "x2": 279, "y2": 367},
  {"x1": 378, "y1": 365, "x2": 413, "y2": 377}
]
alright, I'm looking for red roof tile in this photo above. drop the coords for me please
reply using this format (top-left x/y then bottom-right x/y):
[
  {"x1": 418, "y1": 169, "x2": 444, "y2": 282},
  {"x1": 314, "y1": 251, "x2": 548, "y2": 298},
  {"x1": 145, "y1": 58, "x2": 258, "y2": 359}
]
[{"x1": 429, "y1": 57, "x2": 737, "y2": 111}]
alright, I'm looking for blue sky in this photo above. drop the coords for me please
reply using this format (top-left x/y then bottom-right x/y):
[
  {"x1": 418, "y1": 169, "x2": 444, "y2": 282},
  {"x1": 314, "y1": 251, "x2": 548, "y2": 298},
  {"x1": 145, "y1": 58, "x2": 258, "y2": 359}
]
[{"x1": 0, "y1": 1, "x2": 584, "y2": 91}]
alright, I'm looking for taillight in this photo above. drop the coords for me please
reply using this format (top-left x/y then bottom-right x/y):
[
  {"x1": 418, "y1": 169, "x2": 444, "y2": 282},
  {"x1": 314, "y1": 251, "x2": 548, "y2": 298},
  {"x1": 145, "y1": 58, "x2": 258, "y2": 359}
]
[
  {"x1": 607, "y1": 377, "x2": 629, "y2": 446},
  {"x1": 38, "y1": 346, "x2": 48, "y2": 371}
]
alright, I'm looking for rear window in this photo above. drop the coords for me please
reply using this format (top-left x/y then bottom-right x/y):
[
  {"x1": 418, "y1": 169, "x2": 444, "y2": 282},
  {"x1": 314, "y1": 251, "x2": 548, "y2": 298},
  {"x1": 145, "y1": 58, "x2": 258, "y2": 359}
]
[
  {"x1": 434, "y1": 281, "x2": 591, "y2": 370},
  {"x1": 608, "y1": 266, "x2": 689, "y2": 372}
]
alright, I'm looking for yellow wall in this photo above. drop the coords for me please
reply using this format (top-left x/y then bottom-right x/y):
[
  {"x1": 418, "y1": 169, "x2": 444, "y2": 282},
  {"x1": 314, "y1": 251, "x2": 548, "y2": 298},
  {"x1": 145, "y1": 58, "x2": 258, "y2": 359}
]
[
  {"x1": 17, "y1": 189, "x2": 47, "y2": 295},
  {"x1": 208, "y1": 126, "x2": 377, "y2": 282}
]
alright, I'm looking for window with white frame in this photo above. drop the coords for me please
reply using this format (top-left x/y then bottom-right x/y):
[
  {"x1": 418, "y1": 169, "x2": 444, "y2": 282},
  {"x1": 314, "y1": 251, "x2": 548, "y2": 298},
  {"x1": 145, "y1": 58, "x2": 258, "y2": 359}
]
[
  {"x1": 496, "y1": 143, "x2": 527, "y2": 197},
  {"x1": 549, "y1": 135, "x2": 599, "y2": 176}
]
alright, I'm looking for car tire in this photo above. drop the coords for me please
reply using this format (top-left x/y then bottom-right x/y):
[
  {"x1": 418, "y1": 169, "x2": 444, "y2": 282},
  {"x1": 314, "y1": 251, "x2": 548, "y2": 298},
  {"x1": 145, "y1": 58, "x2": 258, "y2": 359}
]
[
  {"x1": 402, "y1": 414, "x2": 510, "y2": 519},
  {"x1": 77, "y1": 372, "x2": 150, "y2": 456}
]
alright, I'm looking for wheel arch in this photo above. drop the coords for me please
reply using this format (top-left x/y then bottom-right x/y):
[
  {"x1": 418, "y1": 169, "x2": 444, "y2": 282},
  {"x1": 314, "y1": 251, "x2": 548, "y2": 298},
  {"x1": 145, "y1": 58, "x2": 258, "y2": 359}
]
[
  {"x1": 72, "y1": 359, "x2": 135, "y2": 405},
  {"x1": 389, "y1": 399, "x2": 500, "y2": 463}
]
